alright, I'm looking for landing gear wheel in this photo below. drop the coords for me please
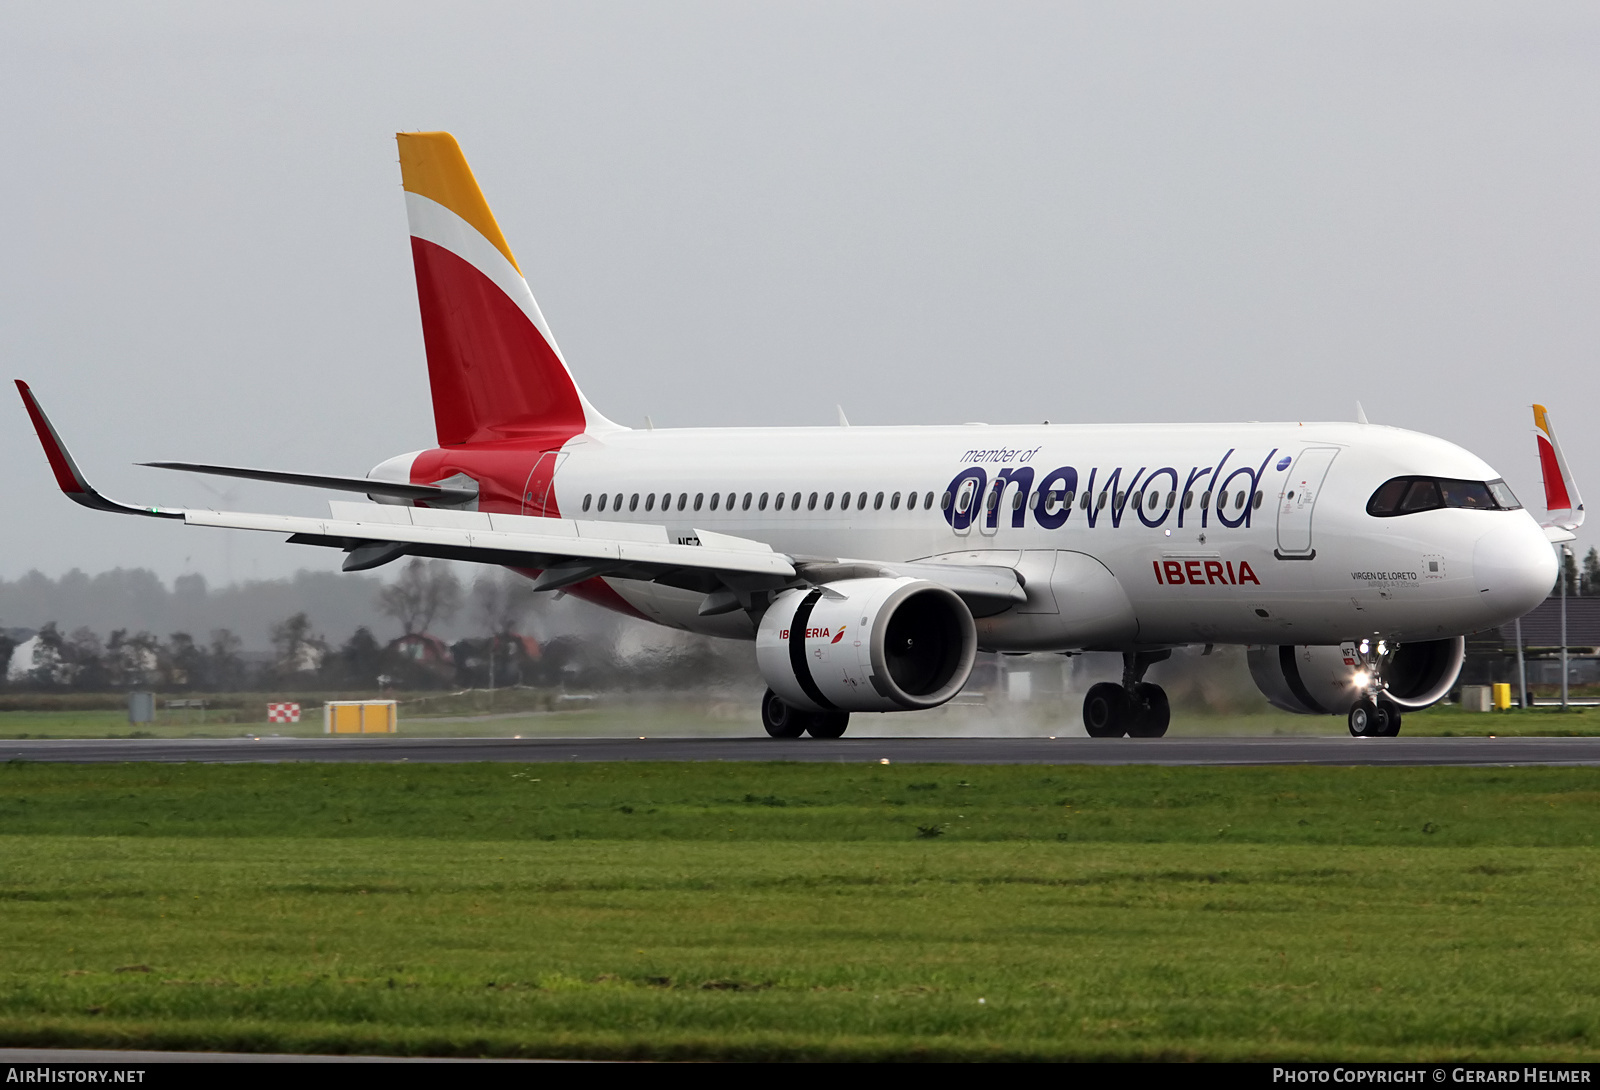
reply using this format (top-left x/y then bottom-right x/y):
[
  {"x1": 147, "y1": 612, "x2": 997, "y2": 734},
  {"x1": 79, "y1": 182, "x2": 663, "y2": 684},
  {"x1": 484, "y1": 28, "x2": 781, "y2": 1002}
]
[
  {"x1": 1348, "y1": 698, "x2": 1387, "y2": 738},
  {"x1": 1084, "y1": 682, "x2": 1132, "y2": 738},
  {"x1": 1376, "y1": 697, "x2": 1403, "y2": 737},
  {"x1": 805, "y1": 711, "x2": 850, "y2": 739},
  {"x1": 1127, "y1": 683, "x2": 1170, "y2": 738},
  {"x1": 761, "y1": 689, "x2": 808, "y2": 738}
]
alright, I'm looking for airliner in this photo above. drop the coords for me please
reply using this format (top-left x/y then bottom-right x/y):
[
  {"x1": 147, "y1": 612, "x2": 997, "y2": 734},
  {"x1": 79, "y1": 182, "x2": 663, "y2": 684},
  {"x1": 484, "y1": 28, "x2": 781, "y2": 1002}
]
[{"x1": 15, "y1": 132, "x2": 1574, "y2": 739}]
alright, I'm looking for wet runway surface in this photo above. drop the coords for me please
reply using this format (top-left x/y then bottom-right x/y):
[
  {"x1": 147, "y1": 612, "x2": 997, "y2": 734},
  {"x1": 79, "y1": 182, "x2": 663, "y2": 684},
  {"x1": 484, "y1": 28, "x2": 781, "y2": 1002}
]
[{"x1": 5, "y1": 735, "x2": 1600, "y2": 765}]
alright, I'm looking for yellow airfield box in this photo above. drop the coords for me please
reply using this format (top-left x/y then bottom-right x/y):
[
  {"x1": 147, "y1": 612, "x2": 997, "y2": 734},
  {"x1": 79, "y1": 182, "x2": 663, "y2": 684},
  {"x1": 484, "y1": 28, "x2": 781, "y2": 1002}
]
[
  {"x1": 324, "y1": 700, "x2": 398, "y2": 734},
  {"x1": 1492, "y1": 683, "x2": 1512, "y2": 711}
]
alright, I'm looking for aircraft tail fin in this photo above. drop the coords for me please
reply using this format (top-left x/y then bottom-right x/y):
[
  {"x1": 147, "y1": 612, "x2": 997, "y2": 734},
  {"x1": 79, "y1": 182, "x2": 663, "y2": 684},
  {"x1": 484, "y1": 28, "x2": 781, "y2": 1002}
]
[
  {"x1": 397, "y1": 132, "x2": 617, "y2": 446},
  {"x1": 1533, "y1": 403, "x2": 1584, "y2": 530}
]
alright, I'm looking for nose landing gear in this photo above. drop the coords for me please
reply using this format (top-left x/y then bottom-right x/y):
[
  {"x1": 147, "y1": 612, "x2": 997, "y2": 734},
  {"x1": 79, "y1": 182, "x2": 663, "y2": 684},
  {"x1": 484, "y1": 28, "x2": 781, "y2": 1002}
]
[
  {"x1": 1346, "y1": 639, "x2": 1404, "y2": 737},
  {"x1": 1082, "y1": 651, "x2": 1172, "y2": 738},
  {"x1": 1348, "y1": 696, "x2": 1403, "y2": 737}
]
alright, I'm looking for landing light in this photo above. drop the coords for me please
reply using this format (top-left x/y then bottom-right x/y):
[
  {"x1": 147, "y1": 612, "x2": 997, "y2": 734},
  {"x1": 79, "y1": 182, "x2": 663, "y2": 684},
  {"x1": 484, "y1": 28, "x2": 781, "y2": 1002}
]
[{"x1": 1353, "y1": 671, "x2": 1371, "y2": 688}]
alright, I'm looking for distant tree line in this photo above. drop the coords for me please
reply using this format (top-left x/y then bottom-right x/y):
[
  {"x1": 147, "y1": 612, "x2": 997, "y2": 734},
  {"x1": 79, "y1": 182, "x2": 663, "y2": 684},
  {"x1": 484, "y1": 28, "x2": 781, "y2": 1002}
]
[
  {"x1": 1, "y1": 559, "x2": 756, "y2": 694},
  {"x1": 1557, "y1": 546, "x2": 1600, "y2": 597}
]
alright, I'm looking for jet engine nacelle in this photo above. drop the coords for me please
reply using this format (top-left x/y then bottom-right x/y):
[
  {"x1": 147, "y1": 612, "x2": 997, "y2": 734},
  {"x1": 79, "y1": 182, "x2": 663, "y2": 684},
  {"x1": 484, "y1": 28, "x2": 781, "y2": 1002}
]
[
  {"x1": 1247, "y1": 637, "x2": 1466, "y2": 715},
  {"x1": 756, "y1": 578, "x2": 977, "y2": 713}
]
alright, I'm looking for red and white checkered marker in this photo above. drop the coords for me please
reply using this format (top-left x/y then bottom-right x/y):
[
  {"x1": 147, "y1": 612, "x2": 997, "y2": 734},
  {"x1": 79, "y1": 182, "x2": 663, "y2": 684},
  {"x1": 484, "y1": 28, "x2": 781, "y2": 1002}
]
[{"x1": 267, "y1": 702, "x2": 301, "y2": 723}]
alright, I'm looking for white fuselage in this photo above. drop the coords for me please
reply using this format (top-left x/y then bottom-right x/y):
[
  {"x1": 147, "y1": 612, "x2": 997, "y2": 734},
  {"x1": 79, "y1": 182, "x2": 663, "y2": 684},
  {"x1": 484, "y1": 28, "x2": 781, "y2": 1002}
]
[{"x1": 525, "y1": 420, "x2": 1555, "y2": 651}]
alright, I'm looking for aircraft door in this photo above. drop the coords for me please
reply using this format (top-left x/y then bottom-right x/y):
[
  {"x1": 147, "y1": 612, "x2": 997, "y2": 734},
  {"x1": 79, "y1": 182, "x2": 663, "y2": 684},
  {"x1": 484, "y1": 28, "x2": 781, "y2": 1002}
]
[
  {"x1": 1275, "y1": 447, "x2": 1339, "y2": 558},
  {"x1": 978, "y1": 481, "x2": 1001, "y2": 537},
  {"x1": 521, "y1": 451, "x2": 568, "y2": 517}
]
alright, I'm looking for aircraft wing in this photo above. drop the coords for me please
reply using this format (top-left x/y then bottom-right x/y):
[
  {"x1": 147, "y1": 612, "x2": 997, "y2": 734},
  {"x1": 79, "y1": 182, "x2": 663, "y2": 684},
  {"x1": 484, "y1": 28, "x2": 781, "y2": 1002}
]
[{"x1": 15, "y1": 381, "x2": 1026, "y2": 613}]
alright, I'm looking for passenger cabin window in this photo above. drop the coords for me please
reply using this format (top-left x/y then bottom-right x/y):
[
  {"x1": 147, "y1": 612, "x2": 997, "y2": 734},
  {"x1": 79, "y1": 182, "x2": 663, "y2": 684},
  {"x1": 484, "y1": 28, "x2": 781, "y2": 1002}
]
[
  {"x1": 644, "y1": 494, "x2": 655, "y2": 512},
  {"x1": 677, "y1": 493, "x2": 687, "y2": 511},
  {"x1": 890, "y1": 492, "x2": 901, "y2": 510},
  {"x1": 629, "y1": 494, "x2": 639, "y2": 511},
  {"x1": 583, "y1": 494, "x2": 593, "y2": 512},
  {"x1": 1367, "y1": 476, "x2": 1520, "y2": 517},
  {"x1": 775, "y1": 492, "x2": 785, "y2": 511},
  {"x1": 742, "y1": 492, "x2": 753, "y2": 511},
  {"x1": 597, "y1": 494, "x2": 608, "y2": 512},
  {"x1": 759, "y1": 492, "x2": 769, "y2": 510},
  {"x1": 792, "y1": 492, "x2": 802, "y2": 510},
  {"x1": 808, "y1": 492, "x2": 819, "y2": 510},
  {"x1": 694, "y1": 493, "x2": 704, "y2": 511},
  {"x1": 840, "y1": 492, "x2": 851, "y2": 511},
  {"x1": 824, "y1": 492, "x2": 835, "y2": 510},
  {"x1": 710, "y1": 493, "x2": 720, "y2": 511}
]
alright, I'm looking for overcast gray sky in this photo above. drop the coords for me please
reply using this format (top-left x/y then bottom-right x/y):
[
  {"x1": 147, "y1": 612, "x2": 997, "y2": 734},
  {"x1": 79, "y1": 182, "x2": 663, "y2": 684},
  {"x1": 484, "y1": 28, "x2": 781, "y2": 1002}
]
[{"x1": 3, "y1": 1, "x2": 1596, "y2": 587}]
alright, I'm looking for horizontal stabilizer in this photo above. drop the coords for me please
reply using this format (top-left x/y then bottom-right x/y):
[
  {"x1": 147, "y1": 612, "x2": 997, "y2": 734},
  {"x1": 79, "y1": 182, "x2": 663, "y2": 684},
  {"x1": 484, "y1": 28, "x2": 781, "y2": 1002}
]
[{"x1": 140, "y1": 461, "x2": 476, "y2": 505}]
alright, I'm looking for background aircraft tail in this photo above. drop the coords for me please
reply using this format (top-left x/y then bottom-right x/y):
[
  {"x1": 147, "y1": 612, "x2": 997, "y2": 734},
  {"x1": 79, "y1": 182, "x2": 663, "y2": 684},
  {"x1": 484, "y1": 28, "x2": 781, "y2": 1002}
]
[
  {"x1": 397, "y1": 131, "x2": 617, "y2": 446},
  {"x1": 1533, "y1": 403, "x2": 1584, "y2": 530}
]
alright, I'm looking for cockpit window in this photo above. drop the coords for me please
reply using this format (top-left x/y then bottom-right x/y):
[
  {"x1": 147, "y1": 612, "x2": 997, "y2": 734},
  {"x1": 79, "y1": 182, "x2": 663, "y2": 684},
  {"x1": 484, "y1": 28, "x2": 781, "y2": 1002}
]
[
  {"x1": 1487, "y1": 479, "x2": 1521, "y2": 510},
  {"x1": 1438, "y1": 479, "x2": 1495, "y2": 510},
  {"x1": 1367, "y1": 476, "x2": 1522, "y2": 517},
  {"x1": 1398, "y1": 479, "x2": 1441, "y2": 513}
]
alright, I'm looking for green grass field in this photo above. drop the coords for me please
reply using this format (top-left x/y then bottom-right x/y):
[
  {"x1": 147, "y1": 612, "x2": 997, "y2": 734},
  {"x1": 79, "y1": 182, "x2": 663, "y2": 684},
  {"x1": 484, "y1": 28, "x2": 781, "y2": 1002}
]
[{"x1": 1, "y1": 761, "x2": 1597, "y2": 1060}]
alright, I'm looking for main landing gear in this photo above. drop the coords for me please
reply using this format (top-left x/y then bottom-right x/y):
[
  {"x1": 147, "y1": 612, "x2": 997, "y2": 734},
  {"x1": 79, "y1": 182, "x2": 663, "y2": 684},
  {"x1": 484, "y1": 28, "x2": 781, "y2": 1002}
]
[
  {"x1": 1082, "y1": 651, "x2": 1172, "y2": 738},
  {"x1": 762, "y1": 689, "x2": 850, "y2": 739}
]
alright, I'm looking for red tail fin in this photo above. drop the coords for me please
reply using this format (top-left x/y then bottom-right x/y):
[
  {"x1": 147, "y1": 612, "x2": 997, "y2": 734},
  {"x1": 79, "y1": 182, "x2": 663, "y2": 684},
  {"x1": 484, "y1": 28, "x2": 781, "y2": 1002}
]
[
  {"x1": 1533, "y1": 403, "x2": 1584, "y2": 529},
  {"x1": 397, "y1": 132, "x2": 613, "y2": 446}
]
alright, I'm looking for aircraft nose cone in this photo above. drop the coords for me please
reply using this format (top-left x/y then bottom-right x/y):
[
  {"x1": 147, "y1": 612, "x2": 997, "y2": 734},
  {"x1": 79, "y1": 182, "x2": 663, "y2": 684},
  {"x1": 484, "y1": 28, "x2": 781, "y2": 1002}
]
[{"x1": 1473, "y1": 516, "x2": 1557, "y2": 625}]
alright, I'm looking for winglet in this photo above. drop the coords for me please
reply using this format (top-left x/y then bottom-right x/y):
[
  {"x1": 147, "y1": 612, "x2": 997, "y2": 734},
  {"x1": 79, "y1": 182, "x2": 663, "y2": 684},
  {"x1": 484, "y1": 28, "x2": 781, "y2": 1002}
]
[
  {"x1": 14, "y1": 381, "x2": 182, "y2": 519},
  {"x1": 1534, "y1": 403, "x2": 1584, "y2": 530}
]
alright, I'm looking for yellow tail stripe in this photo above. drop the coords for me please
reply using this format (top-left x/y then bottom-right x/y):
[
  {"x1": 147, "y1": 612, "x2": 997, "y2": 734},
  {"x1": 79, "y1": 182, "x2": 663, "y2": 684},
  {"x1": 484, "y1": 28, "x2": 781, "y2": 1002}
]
[
  {"x1": 396, "y1": 132, "x2": 521, "y2": 274},
  {"x1": 1534, "y1": 403, "x2": 1552, "y2": 439}
]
